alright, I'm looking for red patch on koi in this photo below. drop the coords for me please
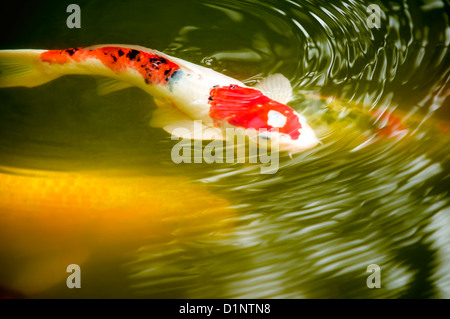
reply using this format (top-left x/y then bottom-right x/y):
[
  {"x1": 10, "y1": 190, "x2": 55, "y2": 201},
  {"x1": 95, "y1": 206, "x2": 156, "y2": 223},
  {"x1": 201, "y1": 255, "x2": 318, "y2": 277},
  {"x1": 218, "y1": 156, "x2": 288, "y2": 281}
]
[
  {"x1": 208, "y1": 85, "x2": 301, "y2": 139},
  {"x1": 40, "y1": 47, "x2": 180, "y2": 85}
]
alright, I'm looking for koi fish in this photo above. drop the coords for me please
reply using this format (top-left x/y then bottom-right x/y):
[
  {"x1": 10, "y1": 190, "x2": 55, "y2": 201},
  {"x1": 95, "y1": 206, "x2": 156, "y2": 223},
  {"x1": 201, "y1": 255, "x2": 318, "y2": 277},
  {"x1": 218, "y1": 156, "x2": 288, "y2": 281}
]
[
  {"x1": 0, "y1": 45, "x2": 319, "y2": 153},
  {"x1": 0, "y1": 166, "x2": 235, "y2": 295},
  {"x1": 305, "y1": 93, "x2": 416, "y2": 138}
]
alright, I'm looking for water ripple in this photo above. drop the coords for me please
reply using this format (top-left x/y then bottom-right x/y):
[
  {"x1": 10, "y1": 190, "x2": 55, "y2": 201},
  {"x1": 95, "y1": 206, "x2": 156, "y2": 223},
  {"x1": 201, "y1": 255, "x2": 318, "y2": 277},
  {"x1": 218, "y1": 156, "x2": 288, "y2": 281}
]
[{"x1": 127, "y1": 0, "x2": 450, "y2": 298}]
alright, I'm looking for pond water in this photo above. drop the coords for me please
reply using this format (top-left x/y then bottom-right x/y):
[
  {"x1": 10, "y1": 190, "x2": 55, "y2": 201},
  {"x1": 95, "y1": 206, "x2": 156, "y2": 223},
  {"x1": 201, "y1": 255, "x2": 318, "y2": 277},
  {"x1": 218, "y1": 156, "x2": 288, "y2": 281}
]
[{"x1": 0, "y1": 0, "x2": 449, "y2": 298}]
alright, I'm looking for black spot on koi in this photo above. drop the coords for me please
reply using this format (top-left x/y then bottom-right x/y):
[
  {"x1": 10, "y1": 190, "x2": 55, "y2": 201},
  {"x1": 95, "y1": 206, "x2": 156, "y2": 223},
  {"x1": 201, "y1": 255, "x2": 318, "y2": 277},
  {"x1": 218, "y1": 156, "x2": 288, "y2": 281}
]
[
  {"x1": 65, "y1": 48, "x2": 78, "y2": 56},
  {"x1": 127, "y1": 49, "x2": 140, "y2": 60}
]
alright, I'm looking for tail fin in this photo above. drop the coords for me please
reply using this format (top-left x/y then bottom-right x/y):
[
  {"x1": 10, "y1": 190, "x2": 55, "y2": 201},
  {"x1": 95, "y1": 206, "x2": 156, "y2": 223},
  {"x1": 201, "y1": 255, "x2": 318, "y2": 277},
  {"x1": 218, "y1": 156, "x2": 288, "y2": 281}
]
[{"x1": 0, "y1": 49, "x2": 60, "y2": 88}]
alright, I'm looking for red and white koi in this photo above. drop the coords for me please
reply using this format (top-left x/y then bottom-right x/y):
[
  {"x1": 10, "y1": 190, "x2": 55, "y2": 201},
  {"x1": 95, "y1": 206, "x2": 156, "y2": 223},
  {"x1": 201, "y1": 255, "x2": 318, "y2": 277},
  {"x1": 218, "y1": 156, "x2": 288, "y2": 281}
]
[{"x1": 0, "y1": 45, "x2": 319, "y2": 152}]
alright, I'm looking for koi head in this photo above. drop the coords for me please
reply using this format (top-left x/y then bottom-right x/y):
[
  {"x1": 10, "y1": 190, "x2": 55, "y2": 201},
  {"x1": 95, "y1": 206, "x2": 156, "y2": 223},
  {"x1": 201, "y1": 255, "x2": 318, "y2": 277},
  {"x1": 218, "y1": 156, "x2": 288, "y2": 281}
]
[{"x1": 209, "y1": 85, "x2": 319, "y2": 153}]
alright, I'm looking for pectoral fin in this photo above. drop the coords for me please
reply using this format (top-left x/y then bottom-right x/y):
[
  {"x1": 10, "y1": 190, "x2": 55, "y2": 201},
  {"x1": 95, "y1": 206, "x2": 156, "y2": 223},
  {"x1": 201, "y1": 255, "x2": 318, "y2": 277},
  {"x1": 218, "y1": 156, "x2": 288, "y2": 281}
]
[
  {"x1": 254, "y1": 73, "x2": 293, "y2": 104},
  {"x1": 165, "y1": 120, "x2": 224, "y2": 140},
  {"x1": 150, "y1": 99, "x2": 224, "y2": 140},
  {"x1": 96, "y1": 77, "x2": 133, "y2": 96}
]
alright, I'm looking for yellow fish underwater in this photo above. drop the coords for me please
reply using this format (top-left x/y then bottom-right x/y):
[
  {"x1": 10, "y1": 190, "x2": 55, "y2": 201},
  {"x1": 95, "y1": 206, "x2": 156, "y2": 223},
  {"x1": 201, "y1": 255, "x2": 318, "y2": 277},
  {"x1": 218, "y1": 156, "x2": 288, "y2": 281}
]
[{"x1": 0, "y1": 166, "x2": 234, "y2": 297}]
